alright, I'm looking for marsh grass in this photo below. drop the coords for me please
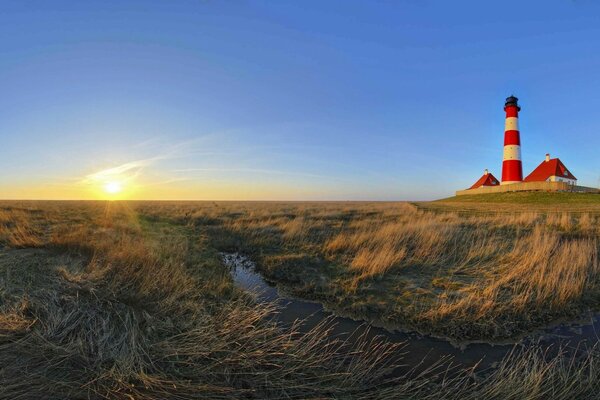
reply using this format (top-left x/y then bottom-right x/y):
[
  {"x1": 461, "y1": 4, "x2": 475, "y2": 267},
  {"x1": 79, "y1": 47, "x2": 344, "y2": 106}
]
[
  {"x1": 0, "y1": 209, "x2": 42, "y2": 248},
  {"x1": 2, "y1": 200, "x2": 600, "y2": 399},
  {"x1": 0, "y1": 202, "x2": 441, "y2": 399},
  {"x1": 156, "y1": 200, "x2": 600, "y2": 340}
]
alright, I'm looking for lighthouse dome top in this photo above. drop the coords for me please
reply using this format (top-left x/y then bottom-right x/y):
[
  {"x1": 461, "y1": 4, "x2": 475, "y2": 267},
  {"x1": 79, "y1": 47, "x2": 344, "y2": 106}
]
[{"x1": 504, "y1": 95, "x2": 520, "y2": 111}]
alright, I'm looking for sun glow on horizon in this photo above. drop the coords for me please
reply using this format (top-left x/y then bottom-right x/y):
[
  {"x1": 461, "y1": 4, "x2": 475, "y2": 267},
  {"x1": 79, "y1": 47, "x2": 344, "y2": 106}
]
[
  {"x1": 80, "y1": 162, "x2": 144, "y2": 199},
  {"x1": 104, "y1": 181, "x2": 123, "y2": 194}
]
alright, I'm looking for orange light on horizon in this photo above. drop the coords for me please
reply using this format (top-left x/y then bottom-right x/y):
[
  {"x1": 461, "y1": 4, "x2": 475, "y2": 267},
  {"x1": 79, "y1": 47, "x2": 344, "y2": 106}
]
[{"x1": 79, "y1": 165, "x2": 138, "y2": 200}]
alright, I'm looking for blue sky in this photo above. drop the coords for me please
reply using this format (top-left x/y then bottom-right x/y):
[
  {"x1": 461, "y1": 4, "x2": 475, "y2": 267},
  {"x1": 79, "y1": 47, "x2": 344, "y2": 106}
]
[{"x1": 1, "y1": 1, "x2": 599, "y2": 200}]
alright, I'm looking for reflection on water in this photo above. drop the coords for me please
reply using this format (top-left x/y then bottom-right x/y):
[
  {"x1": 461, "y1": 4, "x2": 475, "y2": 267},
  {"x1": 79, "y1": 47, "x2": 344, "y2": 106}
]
[{"x1": 222, "y1": 252, "x2": 600, "y2": 372}]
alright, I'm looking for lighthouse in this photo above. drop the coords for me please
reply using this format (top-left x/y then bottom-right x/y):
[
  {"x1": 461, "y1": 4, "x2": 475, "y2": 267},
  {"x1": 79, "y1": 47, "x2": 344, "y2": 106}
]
[
  {"x1": 501, "y1": 95, "x2": 523, "y2": 184},
  {"x1": 460, "y1": 94, "x2": 588, "y2": 195}
]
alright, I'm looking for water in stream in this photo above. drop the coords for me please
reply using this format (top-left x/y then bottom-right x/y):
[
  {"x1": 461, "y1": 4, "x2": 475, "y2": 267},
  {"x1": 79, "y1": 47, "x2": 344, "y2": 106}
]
[{"x1": 222, "y1": 252, "x2": 600, "y2": 372}]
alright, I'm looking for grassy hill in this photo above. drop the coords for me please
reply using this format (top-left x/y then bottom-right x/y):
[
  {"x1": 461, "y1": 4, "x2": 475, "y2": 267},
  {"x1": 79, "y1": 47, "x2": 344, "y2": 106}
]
[
  {"x1": 418, "y1": 191, "x2": 600, "y2": 214},
  {"x1": 438, "y1": 191, "x2": 600, "y2": 204}
]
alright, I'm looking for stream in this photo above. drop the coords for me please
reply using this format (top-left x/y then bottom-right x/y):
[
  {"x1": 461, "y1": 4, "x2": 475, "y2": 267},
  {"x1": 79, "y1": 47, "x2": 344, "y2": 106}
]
[{"x1": 222, "y1": 252, "x2": 600, "y2": 372}]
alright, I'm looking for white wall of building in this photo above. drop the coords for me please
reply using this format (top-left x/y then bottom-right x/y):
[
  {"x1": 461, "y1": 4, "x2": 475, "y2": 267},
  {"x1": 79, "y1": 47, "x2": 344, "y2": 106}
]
[{"x1": 548, "y1": 176, "x2": 577, "y2": 185}]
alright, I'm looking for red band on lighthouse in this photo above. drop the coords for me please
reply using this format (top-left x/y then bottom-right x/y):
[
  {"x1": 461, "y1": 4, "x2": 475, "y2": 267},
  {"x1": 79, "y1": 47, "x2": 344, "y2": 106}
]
[
  {"x1": 501, "y1": 96, "x2": 523, "y2": 184},
  {"x1": 503, "y1": 131, "x2": 521, "y2": 146}
]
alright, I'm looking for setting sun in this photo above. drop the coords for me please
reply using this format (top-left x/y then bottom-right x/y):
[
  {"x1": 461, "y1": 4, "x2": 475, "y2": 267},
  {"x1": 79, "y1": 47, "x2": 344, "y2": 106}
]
[{"x1": 104, "y1": 181, "x2": 123, "y2": 194}]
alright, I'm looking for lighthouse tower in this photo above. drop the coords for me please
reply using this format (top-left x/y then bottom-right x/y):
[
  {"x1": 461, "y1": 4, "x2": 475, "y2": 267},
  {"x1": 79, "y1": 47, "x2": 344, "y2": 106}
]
[{"x1": 501, "y1": 95, "x2": 523, "y2": 184}]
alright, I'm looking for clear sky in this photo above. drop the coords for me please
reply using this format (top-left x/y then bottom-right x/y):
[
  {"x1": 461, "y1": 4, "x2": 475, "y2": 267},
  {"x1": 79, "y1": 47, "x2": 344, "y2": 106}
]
[{"x1": 1, "y1": 1, "x2": 599, "y2": 200}]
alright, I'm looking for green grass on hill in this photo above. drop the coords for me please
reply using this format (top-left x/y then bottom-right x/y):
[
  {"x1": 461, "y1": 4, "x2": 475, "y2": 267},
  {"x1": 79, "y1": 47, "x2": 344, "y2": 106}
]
[{"x1": 437, "y1": 191, "x2": 600, "y2": 204}]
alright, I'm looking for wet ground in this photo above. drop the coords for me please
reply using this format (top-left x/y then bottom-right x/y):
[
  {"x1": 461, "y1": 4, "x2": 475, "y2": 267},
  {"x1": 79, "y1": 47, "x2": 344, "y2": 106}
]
[{"x1": 222, "y1": 252, "x2": 600, "y2": 373}]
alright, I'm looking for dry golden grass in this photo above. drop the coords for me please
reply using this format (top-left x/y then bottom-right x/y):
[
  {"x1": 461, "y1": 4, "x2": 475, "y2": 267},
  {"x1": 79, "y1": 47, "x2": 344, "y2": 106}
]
[
  {"x1": 147, "y1": 200, "x2": 600, "y2": 340},
  {"x1": 3, "y1": 200, "x2": 600, "y2": 399},
  {"x1": 0, "y1": 202, "x2": 423, "y2": 399},
  {"x1": 0, "y1": 209, "x2": 42, "y2": 248}
]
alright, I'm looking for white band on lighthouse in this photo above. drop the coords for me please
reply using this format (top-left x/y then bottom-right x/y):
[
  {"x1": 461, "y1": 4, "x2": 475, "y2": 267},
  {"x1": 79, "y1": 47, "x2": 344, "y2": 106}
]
[
  {"x1": 503, "y1": 145, "x2": 521, "y2": 160},
  {"x1": 501, "y1": 181, "x2": 521, "y2": 185},
  {"x1": 504, "y1": 117, "x2": 519, "y2": 131}
]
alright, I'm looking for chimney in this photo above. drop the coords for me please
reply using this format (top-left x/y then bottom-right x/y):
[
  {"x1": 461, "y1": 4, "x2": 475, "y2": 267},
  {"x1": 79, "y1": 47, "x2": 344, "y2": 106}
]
[
  {"x1": 545, "y1": 153, "x2": 550, "y2": 162},
  {"x1": 484, "y1": 169, "x2": 489, "y2": 175}
]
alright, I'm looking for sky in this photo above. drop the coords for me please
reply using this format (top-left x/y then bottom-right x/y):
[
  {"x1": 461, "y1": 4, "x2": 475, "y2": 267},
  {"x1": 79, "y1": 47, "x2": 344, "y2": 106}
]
[{"x1": 1, "y1": 0, "x2": 600, "y2": 200}]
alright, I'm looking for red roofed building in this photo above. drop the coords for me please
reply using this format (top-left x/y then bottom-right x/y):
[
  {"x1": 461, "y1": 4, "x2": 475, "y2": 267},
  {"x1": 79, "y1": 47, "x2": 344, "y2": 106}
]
[
  {"x1": 524, "y1": 154, "x2": 577, "y2": 185},
  {"x1": 470, "y1": 169, "x2": 500, "y2": 189}
]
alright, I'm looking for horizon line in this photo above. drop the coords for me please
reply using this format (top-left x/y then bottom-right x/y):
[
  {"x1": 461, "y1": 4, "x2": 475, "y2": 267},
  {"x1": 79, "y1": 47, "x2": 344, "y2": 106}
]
[{"x1": 0, "y1": 198, "x2": 436, "y2": 202}]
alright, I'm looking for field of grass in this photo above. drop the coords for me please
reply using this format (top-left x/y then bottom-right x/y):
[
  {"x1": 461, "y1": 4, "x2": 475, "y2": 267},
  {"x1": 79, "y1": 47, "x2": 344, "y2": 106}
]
[
  {"x1": 0, "y1": 202, "x2": 415, "y2": 399},
  {"x1": 2, "y1": 199, "x2": 600, "y2": 399},
  {"x1": 170, "y1": 198, "x2": 600, "y2": 341}
]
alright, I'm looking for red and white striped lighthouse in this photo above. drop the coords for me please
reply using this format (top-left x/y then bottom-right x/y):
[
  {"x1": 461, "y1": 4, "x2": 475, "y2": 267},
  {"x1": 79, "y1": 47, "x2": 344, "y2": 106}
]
[{"x1": 501, "y1": 95, "x2": 523, "y2": 184}]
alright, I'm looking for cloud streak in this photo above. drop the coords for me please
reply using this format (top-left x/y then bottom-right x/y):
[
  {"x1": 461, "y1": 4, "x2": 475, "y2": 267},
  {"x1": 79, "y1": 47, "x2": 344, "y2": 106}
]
[
  {"x1": 81, "y1": 157, "x2": 162, "y2": 184},
  {"x1": 78, "y1": 135, "x2": 217, "y2": 185},
  {"x1": 173, "y1": 167, "x2": 344, "y2": 181}
]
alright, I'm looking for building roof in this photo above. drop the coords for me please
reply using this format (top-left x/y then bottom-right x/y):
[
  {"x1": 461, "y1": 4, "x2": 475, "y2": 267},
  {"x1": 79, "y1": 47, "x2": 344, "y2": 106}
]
[
  {"x1": 470, "y1": 172, "x2": 500, "y2": 189},
  {"x1": 524, "y1": 158, "x2": 577, "y2": 182}
]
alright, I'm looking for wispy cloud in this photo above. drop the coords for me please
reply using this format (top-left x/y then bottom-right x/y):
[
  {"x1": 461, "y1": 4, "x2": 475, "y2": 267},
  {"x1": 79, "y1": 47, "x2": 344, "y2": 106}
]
[
  {"x1": 173, "y1": 167, "x2": 342, "y2": 181},
  {"x1": 81, "y1": 156, "x2": 164, "y2": 184},
  {"x1": 78, "y1": 135, "x2": 218, "y2": 185},
  {"x1": 75, "y1": 132, "x2": 356, "y2": 193},
  {"x1": 137, "y1": 177, "x2": 191, "y2": 187}
]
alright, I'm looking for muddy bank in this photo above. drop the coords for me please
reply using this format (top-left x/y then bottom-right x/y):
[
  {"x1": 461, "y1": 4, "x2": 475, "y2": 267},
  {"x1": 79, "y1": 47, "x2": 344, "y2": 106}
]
[{"x1": 222, "y1": 252, "x2": 600, "y2": 371}]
